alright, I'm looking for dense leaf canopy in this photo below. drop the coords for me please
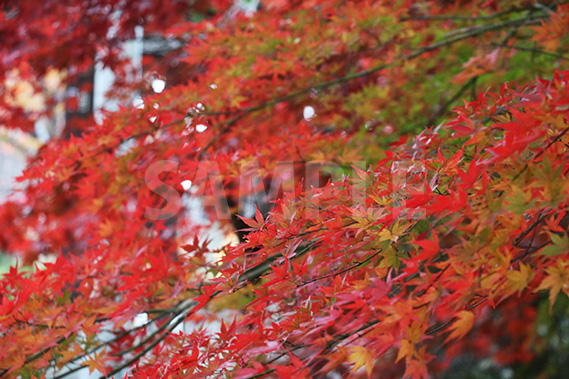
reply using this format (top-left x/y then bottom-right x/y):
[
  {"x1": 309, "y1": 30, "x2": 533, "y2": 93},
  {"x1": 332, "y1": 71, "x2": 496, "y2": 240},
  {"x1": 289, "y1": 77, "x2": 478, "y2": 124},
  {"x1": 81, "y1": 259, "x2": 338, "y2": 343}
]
[{"x1": 1, "y1": 1, "x2": 569, "y2": 378}]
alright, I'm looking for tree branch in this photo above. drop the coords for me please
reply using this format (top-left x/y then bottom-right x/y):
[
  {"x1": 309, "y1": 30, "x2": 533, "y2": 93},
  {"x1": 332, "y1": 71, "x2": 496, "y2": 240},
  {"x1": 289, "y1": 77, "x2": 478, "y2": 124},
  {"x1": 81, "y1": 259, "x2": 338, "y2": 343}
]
[
  {"x1": 98, "y1": 241, "x2": 318, "y2": 378},
  {"x1": 297, "y1": 249, "x2": 383, "y2": 287},
  {"x1": 191, "y1": 13, "x2": 548, "y2": 158},
  {"x1": 401, "y1": 7, "x2": 537, "y2": 22},
  {"x1": 426, "y1": 76, "x2": 479, "y2": 128},
  {"x1": 489, "y1": 42, "x2": 569, "y2": 60}
]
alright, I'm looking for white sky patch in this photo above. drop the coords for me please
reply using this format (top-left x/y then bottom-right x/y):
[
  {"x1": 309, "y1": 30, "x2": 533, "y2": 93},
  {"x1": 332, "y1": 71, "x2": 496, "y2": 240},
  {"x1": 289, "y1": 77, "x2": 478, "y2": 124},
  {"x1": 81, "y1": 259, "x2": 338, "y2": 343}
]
[
  {"x1": 303, "y1": 105, "x2": 315, "y2": 120},
  {"x1": 133, "y1": 96, "x2": 144, "y2": 109},
  {"x1": 133, "y1": 313, "x2": 148, "y2": 327},
  {"x1": 151, "y1": 79, "x2": 166, "y2": 93},
  {"x1": 181, "y1": 180, "x2": 192, "y2": 191},
  {"x1": 196, "y1": 124, "x2": 208, "y2": 133}
]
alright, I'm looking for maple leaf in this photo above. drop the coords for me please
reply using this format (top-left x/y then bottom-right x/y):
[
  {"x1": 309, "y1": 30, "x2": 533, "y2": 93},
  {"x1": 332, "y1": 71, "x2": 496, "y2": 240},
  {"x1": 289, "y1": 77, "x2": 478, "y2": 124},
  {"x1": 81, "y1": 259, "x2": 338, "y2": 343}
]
[
  {"x1": 438, "y1": 146, "x2": 464, "y2": 175},
  {"x1": 537, "y1": 261, "x2": 569, "y2": 312},
  {"x1": 402, "y1": 352, "x2": 431, "y2": 379},
  {"x1": 396, "y1": 339, "x2": 414, "y2": 363},
  {"x1": 352, "y1": 272, "x2": 370, "y2": 291},
  {"x1": 445, "y1": 310, "x2": 475, "y2": 343},
  {"x1": 237, "y1": 205, "x2": 265, "y2": 230},
  {"x1": 504, "y1": 263, "x2": 534, "y2": 297},
  {"x1": 539, "y1": 232, "x2": 569, "y2": 257},
  {"x1": 347, "y1": 346, "x2": 374, "y2": 378},
  {"x1": 58, "y1": 342, "x2": 84, "y2": 366},
  {"x1": 413, "y1": 230, "x2": 440, "y2": 262},
  {"x1": 84, "y1": 349, "x2": 108, "y2": 376},
  {"x1": 2, "y1": 2, "x2": 569, "y2": 379}
]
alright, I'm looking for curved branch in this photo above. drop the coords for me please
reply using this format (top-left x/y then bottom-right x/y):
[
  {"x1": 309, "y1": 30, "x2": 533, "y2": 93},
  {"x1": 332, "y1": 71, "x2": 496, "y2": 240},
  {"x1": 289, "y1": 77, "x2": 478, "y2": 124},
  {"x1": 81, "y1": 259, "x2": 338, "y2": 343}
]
[{"x1": 196, "y1": 13, "x2": 546, "y2": 158}]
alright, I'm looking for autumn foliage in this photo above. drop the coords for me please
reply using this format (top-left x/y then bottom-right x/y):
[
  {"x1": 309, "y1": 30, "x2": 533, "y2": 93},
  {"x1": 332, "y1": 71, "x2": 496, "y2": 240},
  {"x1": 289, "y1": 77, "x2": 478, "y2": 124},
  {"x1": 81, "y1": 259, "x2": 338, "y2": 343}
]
[{"x1": 2, "y1": 1, "x2": 569, "y2": 378}]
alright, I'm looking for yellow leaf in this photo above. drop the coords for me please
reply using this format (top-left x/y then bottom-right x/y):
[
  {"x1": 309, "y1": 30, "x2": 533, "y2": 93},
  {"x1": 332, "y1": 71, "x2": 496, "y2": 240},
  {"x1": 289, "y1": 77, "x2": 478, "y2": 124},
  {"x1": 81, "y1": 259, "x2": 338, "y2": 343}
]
[
  {"x1": 369, "y1": 192, "x2": 391, "y2": 206},
  {"x1": 396, "y1": 339, "x2": 413, "y2": 363},
  {"x1": 378, "y1": 228, "x2": 392, "y2": 242},
  {"x1": 504, "y1": 263, "x2": 533, "y2": 296},
  {"x1": 84, "y1": 349, "x2": 108, "y2": 376},
  {"x1": 536, "y1": 261, "x2": 569, "y2": 312},
  {"x1": 377, "y1": 222, "x2": 405, "y2": 243},
  {"x1": 374, "y1": 260, "x2": 388, "y2": 278},
  {"x1": 99, "y1": 219, "x2": 114, "y2": 238},
  {"x1": 59, "y1": 343, "x2": 84, "y2": 366},
  {"x1": 353, "y1": 272, "x2": 370, "y2": 291},
  {"x1": 348, "y1": 346, "x2": 374, "y2": 378},
  {"x1": 445, "y1": 310, "x2": 475, "y2": 343}
]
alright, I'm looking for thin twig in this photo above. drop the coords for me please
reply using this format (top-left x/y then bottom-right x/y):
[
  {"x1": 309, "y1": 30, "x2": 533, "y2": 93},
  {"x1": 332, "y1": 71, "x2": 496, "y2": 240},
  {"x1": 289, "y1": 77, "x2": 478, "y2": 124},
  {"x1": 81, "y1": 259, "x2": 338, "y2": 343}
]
[
  {"x1": 511, "y1": 126, "x2": 569, "y2": 182},
  {"x1": 11, "y1": 11, "x2": 553, "y2": 378},
  {"x1": 297, "y1": 249, "x2": 383, "y2": 287},
  {"x1": 490, "y1": 42, "x2": 569, "y2": 60},
  {"x1": 194, "y1": 14, "x2": 547, "y2": 158},
  {"x1": 426, "y1": 76, "x2": 479, "y2": 127},
  {"x1": 401, "y1": 7, "x2": 537, "y2": 22},
  {"x1": 95, "y1": 242, "x2": 319, "y2": 379}
]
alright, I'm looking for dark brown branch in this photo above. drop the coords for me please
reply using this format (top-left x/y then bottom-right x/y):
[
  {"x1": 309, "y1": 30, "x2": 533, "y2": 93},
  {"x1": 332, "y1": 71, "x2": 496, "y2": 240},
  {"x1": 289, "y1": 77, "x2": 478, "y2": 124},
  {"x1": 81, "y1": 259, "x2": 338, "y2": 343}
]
[
  {"x1": 401, "y1": 7, "x2": 537, "y2": 22},
  {"x1": 426, "y1": 76, "x2": 478, "y2": 128},
  {"x1": 95, "y1": 242, "x2": 319, "y2": 379},
  {"x1": 490, "y1": 42, "x2": 569, "y2": 60},
  {"x1": 511, "y1": 126, "x2": 569, "y2": 182},
  {"x1": 297, "y1": 249, "x2": 383, "y2": 287},
  {"x1": 196, "y1": 14, "x2": 546, "y2": 158},
  {"x1": 12, "y1": 11, "x2": 553, "y2": 379},
  {"x1": 513, "y1": 210, "x2": 551, "y2": 247}
]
